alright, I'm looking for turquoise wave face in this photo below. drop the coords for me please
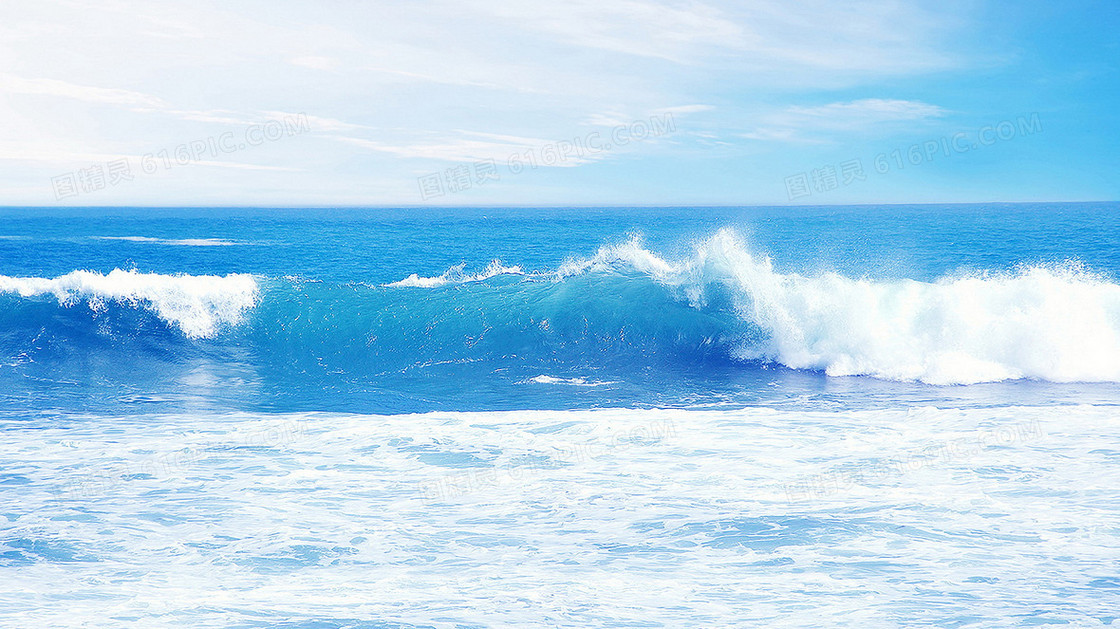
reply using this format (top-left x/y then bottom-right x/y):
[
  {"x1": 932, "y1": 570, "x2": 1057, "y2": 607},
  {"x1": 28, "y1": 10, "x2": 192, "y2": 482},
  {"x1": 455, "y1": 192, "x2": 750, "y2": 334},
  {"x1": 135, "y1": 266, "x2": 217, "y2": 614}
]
[
  {"x1": 0, "y1": 268, "x2": 760, "y2": 414},
  {"x1": 2, "y1": 204, "x2": 1120, "y2": 415}
]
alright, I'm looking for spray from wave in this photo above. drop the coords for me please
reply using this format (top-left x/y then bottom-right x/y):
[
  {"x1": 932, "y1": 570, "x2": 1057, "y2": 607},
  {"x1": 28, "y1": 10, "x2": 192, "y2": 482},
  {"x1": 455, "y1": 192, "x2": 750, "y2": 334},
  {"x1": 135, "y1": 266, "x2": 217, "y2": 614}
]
[{"x1": 546, "y1": 229, "x2": 1120, "y2": 385}]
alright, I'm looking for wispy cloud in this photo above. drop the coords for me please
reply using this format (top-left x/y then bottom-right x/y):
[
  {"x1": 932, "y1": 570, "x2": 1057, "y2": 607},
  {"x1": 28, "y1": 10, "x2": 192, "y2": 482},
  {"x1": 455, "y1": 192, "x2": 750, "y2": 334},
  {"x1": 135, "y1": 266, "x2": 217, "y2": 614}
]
[
  {"x1": 583, "y1": 104, "x2": 711, "y2": 127},
  {"x1": 0, "y1": 142, "x2": 297, "y2": 171},
  {"x1": 0, "y1": 74, "x2": 167, "y2": 108},
  {"x1": 583, "y1": 111, "x2": 633, "y2": 127},
  {"x1": 785, "y1": 99, "x2": 946, "y2": 124},
  {"x1": 464, "y1": 0, "x2": 745, "y2": 63},
  {"x1": 0, "y1": 0, "x2": 1000, "y2": 204},
  {"x1": 335, "y1": 131, "x2": 584, "y2": 165},
  {"x1": 743, "y1": 98, "x2": 947, "y2": 142},
  {"x1": 289, "y1": 56, "x2": 340, "y2": 71},
  {"x1": 654, "y1": 104, "x2": 714, "y2": 116},
  {"x1": 0, "y1": 72, "x2": 365, "y2": 136},
  {"x1": 263, "y1": 112, "x2": 369, "y2": 133}
]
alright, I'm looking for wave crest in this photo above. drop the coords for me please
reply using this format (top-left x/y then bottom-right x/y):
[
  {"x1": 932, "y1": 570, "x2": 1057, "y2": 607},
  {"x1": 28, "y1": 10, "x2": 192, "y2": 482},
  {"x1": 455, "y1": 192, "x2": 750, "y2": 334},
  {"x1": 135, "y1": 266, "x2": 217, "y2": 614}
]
[
  {"x1": 0, "y1": 269, "x2": 259, "y2": 338},
  {"x1": 385, "y1": 260, "x2": 523, "y2": 287}
]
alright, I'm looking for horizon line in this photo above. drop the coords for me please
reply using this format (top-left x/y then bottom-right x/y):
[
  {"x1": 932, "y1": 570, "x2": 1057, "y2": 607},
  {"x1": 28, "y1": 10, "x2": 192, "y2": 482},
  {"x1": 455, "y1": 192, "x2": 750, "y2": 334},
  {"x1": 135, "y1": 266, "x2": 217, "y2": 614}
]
[{"x1": 0, "y1": 200, "x2": 1116, "y2": 210}]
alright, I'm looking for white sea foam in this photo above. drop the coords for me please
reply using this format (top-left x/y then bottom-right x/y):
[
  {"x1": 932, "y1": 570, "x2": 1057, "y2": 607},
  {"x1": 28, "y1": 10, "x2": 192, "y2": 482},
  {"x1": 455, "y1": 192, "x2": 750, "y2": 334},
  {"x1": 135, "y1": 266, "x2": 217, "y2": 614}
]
[
  {"x1": 0, "y1": 269, "x2": 259, "y2": 338},
  {"x1": 527, "y1": 375, "x2": 616, "y2": 386},
  {"x1": 564, "y1": 229, "x2": 1120, "y2": 385},
  {"x1": 1, "y1": 404, "x2": 1116, "y2": 628},
  {"x1": 93, "y1": 236, "x2": 239, "y2": 246},
  {"x1": 385, "y1": 259, "x2": 523, "y2": 287}
]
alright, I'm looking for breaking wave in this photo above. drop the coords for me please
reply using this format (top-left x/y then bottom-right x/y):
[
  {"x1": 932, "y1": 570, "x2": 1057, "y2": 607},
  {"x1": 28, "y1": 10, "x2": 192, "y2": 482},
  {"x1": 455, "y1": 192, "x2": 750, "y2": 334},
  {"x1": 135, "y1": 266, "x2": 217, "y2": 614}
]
[
  {"x1": 3, "y1": 229, "x2": 1120, "y2": 385},
  {"x1": 0, "y1": 269, "x2": 259, "y2": 338}
]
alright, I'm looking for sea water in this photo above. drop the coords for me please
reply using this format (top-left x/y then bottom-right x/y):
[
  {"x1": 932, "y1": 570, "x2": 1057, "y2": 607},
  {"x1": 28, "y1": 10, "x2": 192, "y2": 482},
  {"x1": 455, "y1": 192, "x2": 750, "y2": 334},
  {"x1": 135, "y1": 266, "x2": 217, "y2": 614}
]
[{"x1": 1, "y1": 204, "x2": 1118, "y2": 627}]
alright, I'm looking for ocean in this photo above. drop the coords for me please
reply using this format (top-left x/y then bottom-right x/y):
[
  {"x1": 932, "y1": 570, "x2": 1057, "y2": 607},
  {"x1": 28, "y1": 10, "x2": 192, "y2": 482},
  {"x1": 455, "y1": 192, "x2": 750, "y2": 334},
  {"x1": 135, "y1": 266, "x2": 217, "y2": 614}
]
[{"x1": 2, "y1": 203, "x2": 1119, "y2": 627}]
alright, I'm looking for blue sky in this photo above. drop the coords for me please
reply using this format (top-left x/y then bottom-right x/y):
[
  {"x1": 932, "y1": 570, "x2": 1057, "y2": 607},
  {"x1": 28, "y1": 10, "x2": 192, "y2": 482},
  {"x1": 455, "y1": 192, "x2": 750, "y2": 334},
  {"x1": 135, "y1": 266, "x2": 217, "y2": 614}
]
[{"x1": 0, "y1": 0, "x2": 1116, "y2": 206}]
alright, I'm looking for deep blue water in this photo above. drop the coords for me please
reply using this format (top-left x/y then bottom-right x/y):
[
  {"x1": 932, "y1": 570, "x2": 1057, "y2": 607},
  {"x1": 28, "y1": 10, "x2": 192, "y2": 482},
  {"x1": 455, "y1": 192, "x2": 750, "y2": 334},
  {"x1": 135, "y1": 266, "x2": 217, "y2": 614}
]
[{"x1": 2, "y1": 202, "x2": 1120, "y2": 416}]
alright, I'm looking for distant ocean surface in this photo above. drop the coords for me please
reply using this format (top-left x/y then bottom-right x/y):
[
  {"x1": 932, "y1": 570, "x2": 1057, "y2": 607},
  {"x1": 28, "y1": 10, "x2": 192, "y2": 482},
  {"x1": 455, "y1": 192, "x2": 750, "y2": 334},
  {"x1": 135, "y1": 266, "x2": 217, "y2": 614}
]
[{"x1": 2, "y1": 204, "x2": 1119, "y2": 628}]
